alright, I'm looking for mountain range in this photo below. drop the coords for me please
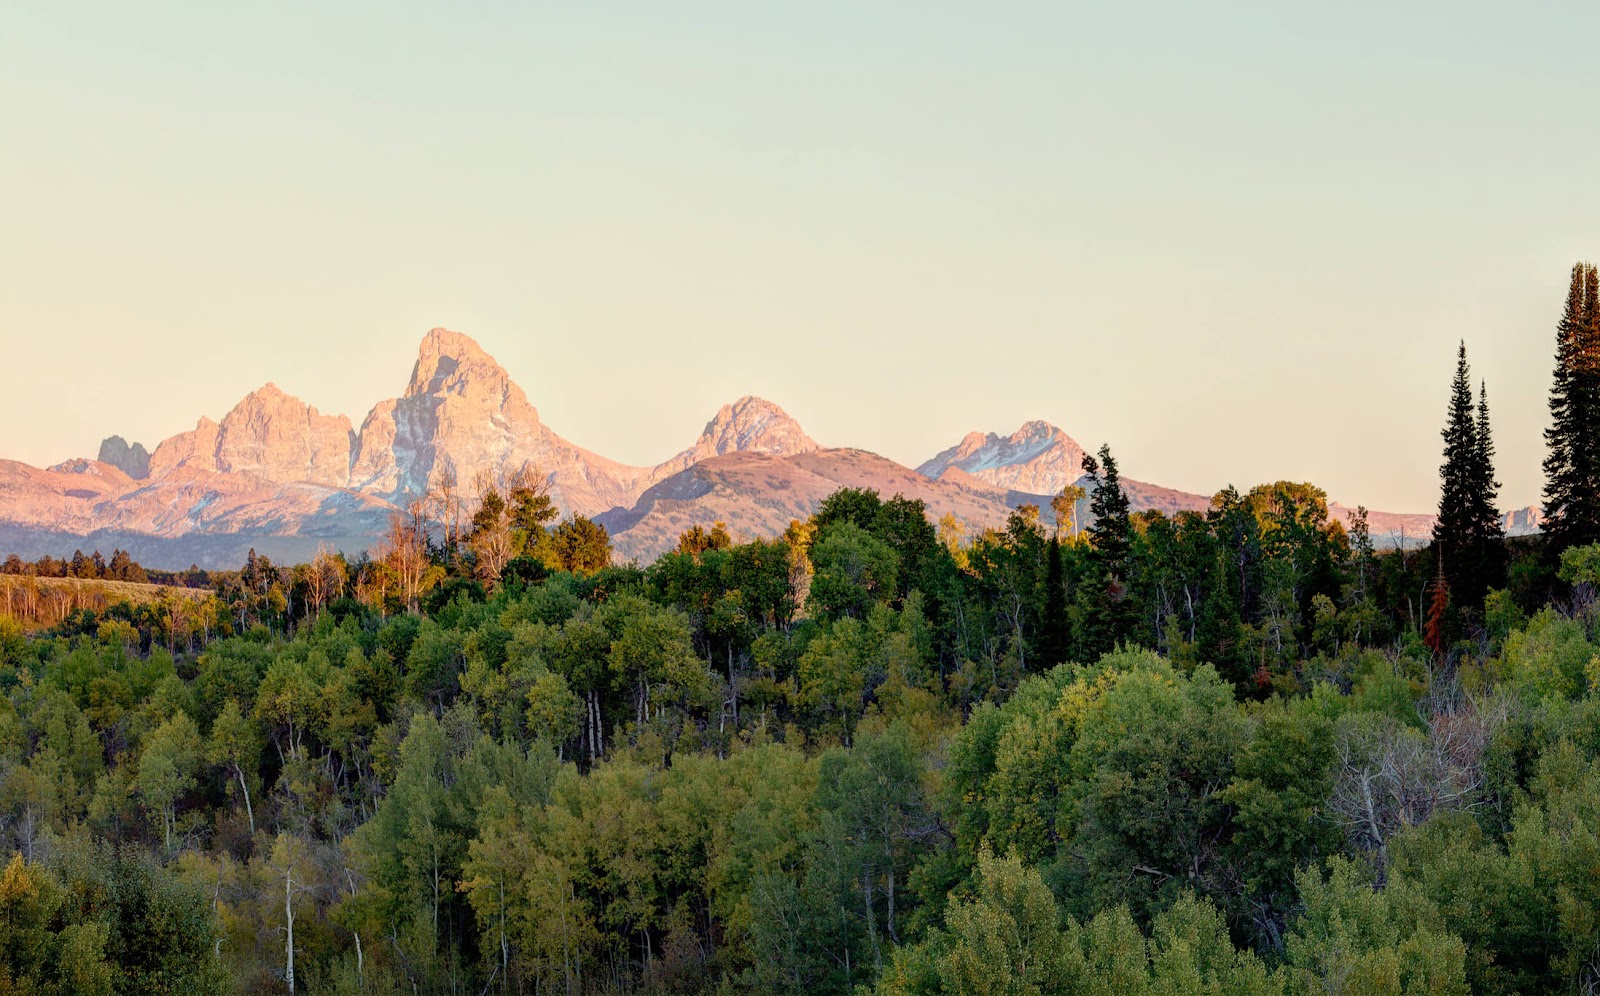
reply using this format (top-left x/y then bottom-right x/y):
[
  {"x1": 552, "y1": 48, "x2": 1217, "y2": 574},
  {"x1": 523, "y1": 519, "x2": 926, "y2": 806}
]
[{"x1": 0, "y1": 329, "x2": 1540, "y2": 569}]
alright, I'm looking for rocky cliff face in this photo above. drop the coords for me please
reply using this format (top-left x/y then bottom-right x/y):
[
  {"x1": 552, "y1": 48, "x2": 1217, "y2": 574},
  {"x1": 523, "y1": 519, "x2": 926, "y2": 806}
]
[
  {"x1": 349, "y1": 329, "x2": 532, "y2": 496},
  {"x1": 216, "y1": 384, "x2": 354, "y2": 487},
  {"x1": 96, "y1": 436, "x2": 150, "y2": 479},
  {"x1": 1504, "y1": 505, "x2": 1544, "y2": 536},
  {"x1": 918, "y1": 421, "x2": 1088, "y2": 495},
  {"x1": 348, "y1": 328, "x2": 651, "y2": 515},
  {"x1": 144, "y1": 384, "x2": 353, "y2": 487},
  {"x1": 147, "y1": 416, "x2": 222, "y2": 478}
]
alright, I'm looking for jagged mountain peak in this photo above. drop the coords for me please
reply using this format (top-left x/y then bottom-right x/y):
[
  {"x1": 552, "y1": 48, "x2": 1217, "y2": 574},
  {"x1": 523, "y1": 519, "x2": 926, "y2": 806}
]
[
  {"x1": 208, "y1": 384, "x2": 346, "y2": 442},
  {"x1": 141, "y1": 382, "x2": 353, "y2": 487},
  {"x1": 919, "y1": 420, "x2": 1087, "y2": 495},
  {"x1": 420, "y1": 326, "x2": 484, "y2": 352},
  {"x1": 651, "y1": 395, "x2": 819, "y2": 481},
  {"x1": 1010, "y1": 419, "x2": 1065, "y2": 442},
  {"x1": 952, "y1": 430, "x2": 992, "y2": 456},
  {"x1": 227, "y1": 382, "x2": 313, "y2": 416},
  {"x1": 416, "y1": 327, "x2": 493, "y2": 364},
  {"x1": 944, "y1": 420, "x2": 1068, "y2": 459},
  {"x1": 697, "y1": 396, "x2": 817, "y2": 456},
  {"x1": 407, "y1": 328, "x2": 510, "y2": 399},
  {"x1": 353, "y1": 328, "x2": 552, "y2": 498},
  {"x1": 351, "y1": 328, "x2": 669, "y2": 514}
]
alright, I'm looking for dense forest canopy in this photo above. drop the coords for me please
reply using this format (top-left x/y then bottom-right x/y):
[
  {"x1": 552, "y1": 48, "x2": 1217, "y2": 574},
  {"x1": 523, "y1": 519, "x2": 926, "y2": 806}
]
[{"x1": 4, "y1": 263, "x2": 1600, "y2": 994}]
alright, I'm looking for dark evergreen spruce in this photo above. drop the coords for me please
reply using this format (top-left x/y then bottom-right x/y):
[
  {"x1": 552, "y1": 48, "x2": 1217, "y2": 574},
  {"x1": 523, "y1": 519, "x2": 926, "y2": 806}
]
[
  {"x1": 1435, "y1": 342, "x2": 1502, "y2": 606},
  {"x1": 1041, "y1": 535, "x2": 1069, "y2": 666},
  {"x1": 1543, "y1": 262, "x2": 1600, "y2": 553},
  {"x1": 1079, "y1": 444, "x2": 1136, "y2": 654},
  {"x1": 1434, "y1": 342, "x2": 1479, "y2": 566},
  {"x1": 1083, "y1": 444, "x2": 1131, "y2": 572},
  {"x1": 1471, "y1": 380, "x2": 1506, "y2": 593}
]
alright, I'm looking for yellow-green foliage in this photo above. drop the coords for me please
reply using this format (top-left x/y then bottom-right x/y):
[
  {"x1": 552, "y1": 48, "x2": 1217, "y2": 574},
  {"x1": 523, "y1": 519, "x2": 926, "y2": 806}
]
[
  {"x1": 1496, "y1": 609, "x2": 1595, "y2": 699},
  {"x1": 0, "y1": 574, "x2": 209, "y2": 632}
]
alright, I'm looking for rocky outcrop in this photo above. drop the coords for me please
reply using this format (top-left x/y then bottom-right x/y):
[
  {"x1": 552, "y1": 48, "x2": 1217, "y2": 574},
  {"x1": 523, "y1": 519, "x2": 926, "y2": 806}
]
[
  {"x1": 918, "y1": 421, "x2": 1088, "y2": 495},
  {"x1": 97, "y1": 436, "x2": 150, "y2": 479}
]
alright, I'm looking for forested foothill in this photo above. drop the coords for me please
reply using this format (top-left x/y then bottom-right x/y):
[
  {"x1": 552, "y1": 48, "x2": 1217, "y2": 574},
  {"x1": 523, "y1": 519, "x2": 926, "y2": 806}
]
[{"x1": 5, "y1": 264, "x2": 1600, "y2": 994}]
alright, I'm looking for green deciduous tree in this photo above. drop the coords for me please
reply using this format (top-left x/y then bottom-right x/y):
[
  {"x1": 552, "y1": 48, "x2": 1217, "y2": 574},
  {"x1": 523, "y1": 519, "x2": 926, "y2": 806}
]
[
  {"x1": 809, "y1": 522, "x2": 900, "y2": 621},
  {"x1": 1283, "y1": 858, "x2": 1468, "y2": 996},
  {"x1": 207, "y1": 698, "x2": 260, "y2": 836},
  {"x1": 545, "y1": 516, "x2": 613, "y2": 575},
  {"x1": 137, "y1": 711, "x2": 202, "y2": 854}
]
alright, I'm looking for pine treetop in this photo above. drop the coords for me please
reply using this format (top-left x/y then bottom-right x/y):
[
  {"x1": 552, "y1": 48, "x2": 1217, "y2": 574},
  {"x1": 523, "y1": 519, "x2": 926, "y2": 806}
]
[{"x1": 1544, "y1": 262, "x2": 1600, "y2": 550}]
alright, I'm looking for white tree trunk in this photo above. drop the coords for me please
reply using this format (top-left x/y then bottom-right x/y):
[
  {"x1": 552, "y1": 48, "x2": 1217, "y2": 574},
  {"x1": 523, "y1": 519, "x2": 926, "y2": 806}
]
[
  {"x1": 285, "y1": 866, "x2": 296, "y2": 994},
  {"x1": 237, "y1": 766, "x2": 255, "y2": 835}
]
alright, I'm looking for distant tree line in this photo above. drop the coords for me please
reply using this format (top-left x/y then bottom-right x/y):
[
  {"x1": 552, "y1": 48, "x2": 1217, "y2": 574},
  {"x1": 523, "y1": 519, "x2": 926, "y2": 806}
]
[
  {"x1": 3, "y1": 550, "x2": 150, "y2": 585},
  {"x1": 1, "y1": 549, "x2": 214, "y2": 590}
]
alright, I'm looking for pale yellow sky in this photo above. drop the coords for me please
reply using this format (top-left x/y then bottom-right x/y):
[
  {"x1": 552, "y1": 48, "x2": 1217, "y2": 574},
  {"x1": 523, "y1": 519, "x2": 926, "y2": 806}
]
[{"x1": 3, "y1": 1, "x2": 1596, "y2": 512}]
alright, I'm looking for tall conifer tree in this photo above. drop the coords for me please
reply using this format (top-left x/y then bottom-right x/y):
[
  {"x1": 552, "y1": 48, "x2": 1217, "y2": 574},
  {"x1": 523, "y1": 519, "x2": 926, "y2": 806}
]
[
  {"x1": 1435, "y1": 341, "x2": 1479, "y2": 561},
  {"x1": 1040, "y1": 536, "x2": 1069, "y2": 665},
  {"x1": 1543, "y1": 262, "x2": 1600, "y2": 552},
  {"x1": 1435, "y1": 343, "x2": 1503, "y2": 606},
  {"x1": 1471, "y1": 380, "x2": 1506, "y2": 592},
  {"x1": 1083, "y1": 444, "x2": 1131, "y2": 572},
  {"x1": 1079, "y1": 444, "x2": 1135, "y2": 653}
]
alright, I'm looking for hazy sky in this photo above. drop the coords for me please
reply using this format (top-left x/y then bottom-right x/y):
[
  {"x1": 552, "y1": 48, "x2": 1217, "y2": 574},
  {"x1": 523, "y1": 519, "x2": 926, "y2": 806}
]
[{"x1": 4, "y1": 1, "x2": 1597, "y2": 513}]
